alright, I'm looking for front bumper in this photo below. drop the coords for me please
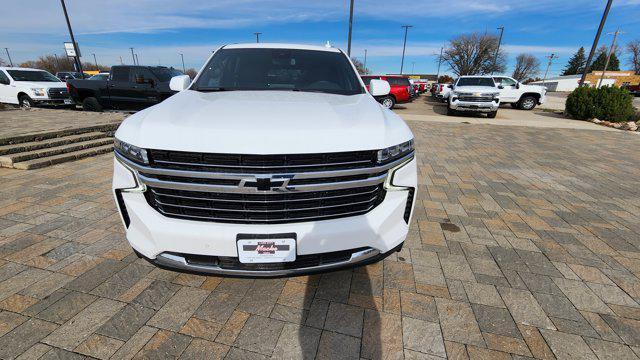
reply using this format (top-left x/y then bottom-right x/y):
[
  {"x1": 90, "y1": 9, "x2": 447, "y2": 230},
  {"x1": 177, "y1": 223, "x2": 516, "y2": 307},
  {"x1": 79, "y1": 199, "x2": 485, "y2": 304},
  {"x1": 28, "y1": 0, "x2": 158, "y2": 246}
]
[
  {"x1": 32, "y1": 97, "x2": 74, "y2": 106},
  {"x1": 450, "y1": 99, "x2": 499, "y2": 112},
  {"x1": 112, "y1": 154, "x2": 417, "y2": 276}
]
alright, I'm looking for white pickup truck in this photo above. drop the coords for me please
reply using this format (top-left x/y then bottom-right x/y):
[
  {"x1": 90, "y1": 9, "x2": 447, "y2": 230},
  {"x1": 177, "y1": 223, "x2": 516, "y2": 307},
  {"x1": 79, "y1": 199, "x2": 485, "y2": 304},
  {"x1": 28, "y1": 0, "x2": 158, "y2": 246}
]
[
  {"x1": 112, "y1": 43, "x2": 417, "y2": 277},
  {"x1": 447, "y1": 76, "x2": 501, "y2": 118},
  {"x1": 492, "y1": 76, "x2": 546, "y2": 110},
  {"x1": 0, "y1": 67, "x2": 74, "y2": 108}
]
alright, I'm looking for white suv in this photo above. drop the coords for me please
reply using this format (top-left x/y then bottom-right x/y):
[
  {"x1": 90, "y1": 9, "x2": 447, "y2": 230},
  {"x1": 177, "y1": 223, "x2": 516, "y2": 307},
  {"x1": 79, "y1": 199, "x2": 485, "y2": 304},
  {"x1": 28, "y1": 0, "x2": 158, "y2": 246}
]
[
  {"x1": 492, "y1": 76, "x2": 546, "y2": 110},
  {"x1": 0, "y1": 67, "x2": 74, "y2": 108},
  {"x1": 448, "y1": 76, "x2": 500, "y2": 118},
  {"x1": 112, "y1": 43, "x2": 417, "y2": 277}
]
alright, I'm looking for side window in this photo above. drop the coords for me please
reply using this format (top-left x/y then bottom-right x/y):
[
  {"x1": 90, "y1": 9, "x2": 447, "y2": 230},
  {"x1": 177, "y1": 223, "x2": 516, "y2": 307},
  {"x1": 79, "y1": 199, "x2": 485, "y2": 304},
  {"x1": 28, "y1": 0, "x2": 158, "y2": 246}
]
[
  {"x1": 111, "y1": 67, "x2": 129, "y2": 82},
  {"x1": 131, "y1": 68, "x2": 155, "y2": 84},
  {"x1": 0, "y1": 71, "x2": 9, "y2": 84},
  {"x1": 497, "y1": 77, "x2": 517, "y2": 86}
]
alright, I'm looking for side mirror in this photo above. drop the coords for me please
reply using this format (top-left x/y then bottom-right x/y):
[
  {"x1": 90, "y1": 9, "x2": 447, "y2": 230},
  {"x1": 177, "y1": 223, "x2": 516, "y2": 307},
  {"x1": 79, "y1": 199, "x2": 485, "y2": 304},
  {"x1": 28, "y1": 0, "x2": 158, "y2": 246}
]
[
  {"x1": 447, "y1": 84, "x2": 453, "y2": 89},
  {"x1": 368, "y1": 79, "x2": 391, "y2": 97},
  {"x1": 498, "y1": 85, "x2": 504, "y2": 89},
  {"x1": 169, "y1": 75, "x2": 191, "y2": 92},
  {"x1": 515, "y1": 83, "x2": 520, "y2": 89}
]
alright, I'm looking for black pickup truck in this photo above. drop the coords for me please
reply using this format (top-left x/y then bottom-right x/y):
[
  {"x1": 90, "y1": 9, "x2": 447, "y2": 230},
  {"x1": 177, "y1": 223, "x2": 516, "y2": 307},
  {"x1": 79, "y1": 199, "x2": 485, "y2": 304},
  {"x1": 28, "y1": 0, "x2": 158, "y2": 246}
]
[{"x1": 67, "y1": 65, "x2": 183, "y2": 111}]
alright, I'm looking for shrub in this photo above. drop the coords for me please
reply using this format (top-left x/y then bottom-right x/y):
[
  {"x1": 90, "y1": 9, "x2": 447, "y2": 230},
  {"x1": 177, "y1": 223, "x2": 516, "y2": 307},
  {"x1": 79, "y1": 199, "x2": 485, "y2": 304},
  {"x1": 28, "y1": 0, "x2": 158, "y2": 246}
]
[{"x1": 566, "y1": 85, "x2": 635, "y2": 122}]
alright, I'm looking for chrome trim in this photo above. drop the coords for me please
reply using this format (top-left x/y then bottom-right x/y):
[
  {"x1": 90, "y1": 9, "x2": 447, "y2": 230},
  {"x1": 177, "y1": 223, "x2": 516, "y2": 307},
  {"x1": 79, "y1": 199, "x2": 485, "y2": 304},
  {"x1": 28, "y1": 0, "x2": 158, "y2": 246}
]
[
  {"x1": 153, "y1": 158, "x2": 373, "y2": 169},
  {"x1": 152, "y1": 203, "x2": 379, "y2": 223},
  {"x1": 138, "y1": 171, "x2": 389, "y2": 194},
  {"x1": 150, "y1": 186, "x2": 379, "y2": 203},
  {"x1": 114, "y1": 154, "x2": 146, "y2": 193},
  {"x1": 384, "y1": 156, "x2": 414, "y2": 191},
  {"x1": 153, "y1": 248, "x2": 380, "y2": 277},
  {"x1": 115, "y1": 151, "x2": 414, "y2": 181}
]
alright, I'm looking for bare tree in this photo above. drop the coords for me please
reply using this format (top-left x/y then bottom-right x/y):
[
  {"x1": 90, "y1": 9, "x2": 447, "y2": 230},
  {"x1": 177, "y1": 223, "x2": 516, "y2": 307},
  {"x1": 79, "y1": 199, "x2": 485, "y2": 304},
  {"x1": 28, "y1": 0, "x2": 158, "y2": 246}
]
[
  {"x1": 184, "y1": 68, "x2": 198, "y2": 79},
  {"x1": 512, "y1": 53, "x2": 540, "y2": 81},
  {"x1": 442, "y1": 33, "x2": 507, "y2": 76},
  {"x1": 351, "y1": 58, "x2": 370, "y2": 75},
  {"x1": 18, "y1": 55, "x2": 108, "y2": 74},
  {"x1": 0, "y1": 58, "x2": 6, "y2": 66},
  {"x1": 627, "y1": 40, "x2": 640, "y2": 75}
]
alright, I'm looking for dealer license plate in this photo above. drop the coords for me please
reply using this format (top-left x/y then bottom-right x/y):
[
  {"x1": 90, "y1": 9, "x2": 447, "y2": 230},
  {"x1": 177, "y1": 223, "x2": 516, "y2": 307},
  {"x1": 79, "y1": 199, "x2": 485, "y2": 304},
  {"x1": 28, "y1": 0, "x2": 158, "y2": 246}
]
[
  {"x1": 63, "y1": 99, "x2": 74, "y2": 105},
  {"x1": 237, "y1": 238, "x2": 296, "y2": 263}
]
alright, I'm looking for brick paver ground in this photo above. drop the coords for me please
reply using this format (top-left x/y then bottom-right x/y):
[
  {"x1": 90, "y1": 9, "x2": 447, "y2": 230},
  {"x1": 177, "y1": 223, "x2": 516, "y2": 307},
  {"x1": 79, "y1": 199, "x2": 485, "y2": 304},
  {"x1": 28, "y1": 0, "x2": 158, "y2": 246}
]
[
  {"x1": 0, "y1": 108, "x2": 125, "y2": 138},
  {"x1": 1, "y1": 120, "x2": 640, "y2": 359}
]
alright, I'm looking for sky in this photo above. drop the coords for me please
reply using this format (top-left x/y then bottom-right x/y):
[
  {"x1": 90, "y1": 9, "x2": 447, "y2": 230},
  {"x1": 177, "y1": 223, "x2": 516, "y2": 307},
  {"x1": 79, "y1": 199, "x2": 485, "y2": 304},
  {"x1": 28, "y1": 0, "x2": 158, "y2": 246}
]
[{"x1": 1, "y1": 0, "x2": 639, "y2": 77}]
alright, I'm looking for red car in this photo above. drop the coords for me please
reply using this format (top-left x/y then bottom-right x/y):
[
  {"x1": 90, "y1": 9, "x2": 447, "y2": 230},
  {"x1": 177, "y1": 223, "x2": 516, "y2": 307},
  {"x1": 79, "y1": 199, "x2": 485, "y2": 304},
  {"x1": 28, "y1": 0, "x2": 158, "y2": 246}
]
[{"x1": 362, "y1": 75, "x2": 413, "y2": 109}]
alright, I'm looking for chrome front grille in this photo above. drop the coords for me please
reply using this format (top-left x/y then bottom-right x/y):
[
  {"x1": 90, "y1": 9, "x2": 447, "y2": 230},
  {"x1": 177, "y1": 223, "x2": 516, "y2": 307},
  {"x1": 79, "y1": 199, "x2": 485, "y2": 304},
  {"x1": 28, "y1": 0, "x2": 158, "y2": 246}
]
[
  {"x1": 117, "y1": 149, "x2": 414, "y2": 224},
  {"x1": 457, "y1": 96, "x2": 494, "y2": 102}
]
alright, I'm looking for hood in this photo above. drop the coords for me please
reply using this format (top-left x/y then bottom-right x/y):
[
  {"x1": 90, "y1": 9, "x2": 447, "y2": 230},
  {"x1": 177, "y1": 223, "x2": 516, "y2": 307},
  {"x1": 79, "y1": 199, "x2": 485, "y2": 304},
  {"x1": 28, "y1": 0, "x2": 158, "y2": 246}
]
[
  {"x1": 15, "y1": 81, "x2": 65, "y2": 88},
  {"x1": 453, "y1": 86, "x2": 499, "y2": 94},
  {"x1": 116, "y1": 90, "x2": 413, "y2": 154}
]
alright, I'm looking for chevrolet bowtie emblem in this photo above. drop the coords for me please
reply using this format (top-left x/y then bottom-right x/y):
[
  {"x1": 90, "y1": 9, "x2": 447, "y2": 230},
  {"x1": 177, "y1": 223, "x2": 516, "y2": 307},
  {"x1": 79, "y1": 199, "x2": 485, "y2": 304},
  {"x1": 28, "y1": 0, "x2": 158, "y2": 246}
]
[{"x1": 239, "y1": 176, "x2": 293, "y2": 191}]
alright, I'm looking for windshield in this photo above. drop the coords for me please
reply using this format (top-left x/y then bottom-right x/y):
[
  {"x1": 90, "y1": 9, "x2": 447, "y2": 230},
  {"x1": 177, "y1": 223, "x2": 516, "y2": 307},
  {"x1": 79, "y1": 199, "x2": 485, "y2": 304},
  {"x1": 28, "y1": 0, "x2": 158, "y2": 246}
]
[
  {"x1": 192, "y1": 48, "x2": 364, "y2": 95},
  {"x1": 456, "y1": 77, "x2": 495, "y2": 87},
  {"x1": 89, "y1": 74, "x2": 109, "y2": 80},
  {"x1": 149, "y1": 67, "x2": 183, "y2": 82},
  {"x1": 7, "y1": 70, "x2": 60, "y2": 82}
]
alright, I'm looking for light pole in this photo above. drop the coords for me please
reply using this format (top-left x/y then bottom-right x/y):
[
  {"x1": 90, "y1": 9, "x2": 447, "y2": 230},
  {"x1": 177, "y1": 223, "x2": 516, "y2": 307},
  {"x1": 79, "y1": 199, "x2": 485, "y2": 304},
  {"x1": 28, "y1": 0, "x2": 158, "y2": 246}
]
[
  {"x1": 598, "y1": 29, "x2": 623, "y2": 88},
  {"x1": 54, "y1": 54, "x2": 60, "y2": 69},
  {"x1": 179, "y1": 53, "x2": 185, "y2": 72},
  {"x1": 436, "y1": 46, "x2": 443, "y2": 81},
  {"x1": 4, "y1": 48, "x2": 13, "y2": 67},
  {"x1": 493, "y1": 26, "x2": 504, "y2": 74},
  {"x1": 411, "y1": 62, "x2": 415, "y2": 74},
  {"x1": 92, "y1": 53, "x2": 98, "y2": 69},
  {"x1": 363, "y1": 49, "x2": 367, "y2": 71},
  {"x1": 347, "y1": 0, "x2": 355, "y2": 56},
  {"x1": 400, "y1": 25, "x2": 412, "y2": 74},
  {"x1": 542, "y1": 53, "x2": 557, "y2": 86},
  {"x1": 130, "y1": 48, "x2": 135, "y2": 65},
  {"x1": 580, "y1": 0, "x2": 613, "y2": 87},
  {"x1": 59, "y1": 0, "x2": 82, "y2": 74},
  {"x1": 254, "y1": 32, "x2": 262, "y2": 43},
  {"x1": 135, "y1": 54, "x2": 139, "y2": 66}
]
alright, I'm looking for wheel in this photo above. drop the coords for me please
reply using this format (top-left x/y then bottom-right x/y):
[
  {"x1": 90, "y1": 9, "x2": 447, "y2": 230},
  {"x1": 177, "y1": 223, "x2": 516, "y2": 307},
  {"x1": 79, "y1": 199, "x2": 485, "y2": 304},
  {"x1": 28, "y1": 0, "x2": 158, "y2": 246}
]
[
  {"x1": 380, "y1": 96, "x2": 395, "y2": 109},
  {"x1": 487, "y1": 111, "x2": 497, "y2": 118},
  {"x1": 510, "y1": 103, "x2": 518, "y2": 108},
  {"x1": 82, "y1": 97, "x2": 103, "y2": 112},
  {"x1": 18, "y1": 95, "x2": 34, "y2": 109},
  {"x1": 446, "y1": 106, "x2": 456, "y2": 116},
  {"x1": 518, "y1": 96, "x2": 537, "y2": 110}
]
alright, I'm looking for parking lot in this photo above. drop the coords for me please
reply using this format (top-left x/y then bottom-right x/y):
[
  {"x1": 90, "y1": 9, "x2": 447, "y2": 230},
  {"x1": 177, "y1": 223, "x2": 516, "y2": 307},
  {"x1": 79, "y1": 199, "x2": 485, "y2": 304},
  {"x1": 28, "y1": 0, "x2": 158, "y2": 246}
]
[{"x1": 0, "y1": 103, "x2": 639, "y2": 359}]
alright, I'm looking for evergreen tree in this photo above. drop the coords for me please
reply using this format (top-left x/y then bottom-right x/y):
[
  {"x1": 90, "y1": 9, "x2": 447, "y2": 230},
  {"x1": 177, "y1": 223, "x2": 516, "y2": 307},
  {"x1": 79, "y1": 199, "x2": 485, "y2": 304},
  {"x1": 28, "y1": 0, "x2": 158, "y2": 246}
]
[
  {"x1": 561, "y1": 47, "x2": 586, "y2": 75},
  {"x1": 590, "y1": 47, "x2": 620, "y2": 71}
]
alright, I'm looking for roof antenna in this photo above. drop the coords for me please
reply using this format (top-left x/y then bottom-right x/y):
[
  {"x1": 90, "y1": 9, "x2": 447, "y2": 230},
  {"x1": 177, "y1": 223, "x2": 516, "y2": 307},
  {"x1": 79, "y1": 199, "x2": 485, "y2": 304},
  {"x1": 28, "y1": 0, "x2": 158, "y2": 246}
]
[{"x1": 325, "y1": 41, "x2": 332, "y2": 48}]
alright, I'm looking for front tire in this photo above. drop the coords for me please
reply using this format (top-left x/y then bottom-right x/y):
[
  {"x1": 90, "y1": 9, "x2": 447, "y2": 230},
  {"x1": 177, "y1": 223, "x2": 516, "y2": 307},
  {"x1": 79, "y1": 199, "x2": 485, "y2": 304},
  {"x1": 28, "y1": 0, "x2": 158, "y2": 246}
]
[
  {"x1": 510, "y1": 103, "x2": 518, "y2": 108},
  {"x1": 446, "y1": 106, "x2": 456, "y2": 116},
  {"x1": 82, "y1": 97, "x2": 103, "y2": 112},
  {"x1": 518, "y1": 96, "x2": 537, "y2": 110},
  {"x1": 487, "y1": 111, "x2": 497, "y2": 118},
  {"x1": 19, "y1": 95, "x2": 34, "y2": 109},
  {"x1": 380, "y1": 96, "x2": 395, "y2": 109}
]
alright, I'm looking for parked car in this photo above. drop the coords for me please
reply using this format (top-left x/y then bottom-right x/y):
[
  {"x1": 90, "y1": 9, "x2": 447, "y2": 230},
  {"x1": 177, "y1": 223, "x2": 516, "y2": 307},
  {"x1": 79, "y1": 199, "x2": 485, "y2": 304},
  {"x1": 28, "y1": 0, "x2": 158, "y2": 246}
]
[
  {"x1": 56, "y1": 71, "x2": 86, "y2": 82},
  {"x1": 360, "y1": 76, "x2": 393, "y2": 108},
  {"x1": 361, "y1": 75, "x2": 413, "y2": 109},
  {"x1": 0, "y1": 67, "x2": 74, "y2": 108},
  {"x1": 112, "y1": 43, "x2": 417, "y2": 277},
  {"x1": 434, "y1": 83, "x2": 452, "y2": 102},
  {"x1": 491, "y1": 76, "x2": 546, "y2": 110},
  {"x1": 88, "y1": 72, "x2": 109, "y2": 81},
  {"x1": 448, "y1": 76, "x2": 500, "y2": 118},
  {"x1": 67, "y1": 65, "x2": 183, "y2": 111},
  {"x1": 622, "y1": 83, "x2": 640, "y2": 96}
]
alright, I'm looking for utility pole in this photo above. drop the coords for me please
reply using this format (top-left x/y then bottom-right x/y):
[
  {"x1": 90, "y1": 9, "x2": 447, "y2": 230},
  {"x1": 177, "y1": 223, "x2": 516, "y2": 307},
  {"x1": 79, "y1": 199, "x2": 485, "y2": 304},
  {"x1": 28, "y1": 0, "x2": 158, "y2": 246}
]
[
  {"x1": 400, "y1": 25, "x2": 412, "y2": 74},
  {"x1": 542, "y1": 53, "x2": 557, "y2": 86},
  {"x1": 493, "y1": 26, "x2": 504, "y2": 74},
  {"x1": 347, "y1": 0, "x2": 355, "y2": 56},
  {"x1": 411, "y1": 62, "x2": 415, "y2": 74},
  {"x1": 253, "y1": 32, "x2": 262, "y2": 43},
  {"x1": 119, "y1": 56, "x2": 123, "y2": 65},
  {"x1": 92, "y1": 53, "x2": 98, "y2": 69},
  {"x1": 60, "y1": 0, "x2": 82, "y2": 74},
  {"x1": 135, "y1": 54, "x2": 139, "y2": 66},
  {"x1": 4, "y1": 48, "x2": 13, "y2": 67},
  {"x1": 598, "y1": 29, "x2": 623, "y2": 88},
  {"x1": 580, "y1": 0, "x2": 613, "y2": 86},
  {"x1": 54, "y1": 54, "x2": 60, "y2": 69},
  {"x1": 363, "y1": 49, "x2": 367, "y2": 71},
  {"x1": 130, "y1": 48, "x2": 135, "y2": 65},
  {"x1": 179, "y1": 53, "x2": 185, "y2": 72},
  {"x1": 436, "y1": 46, "x2": 443, "y2": 81}
]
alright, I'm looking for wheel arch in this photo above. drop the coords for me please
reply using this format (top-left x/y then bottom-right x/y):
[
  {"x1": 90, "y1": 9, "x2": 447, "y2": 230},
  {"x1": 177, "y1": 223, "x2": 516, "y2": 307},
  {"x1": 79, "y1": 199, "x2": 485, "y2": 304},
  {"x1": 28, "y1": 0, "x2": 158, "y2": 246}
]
[{"x1": 518, "y1": 92, "x2": 541, "y2": 103}]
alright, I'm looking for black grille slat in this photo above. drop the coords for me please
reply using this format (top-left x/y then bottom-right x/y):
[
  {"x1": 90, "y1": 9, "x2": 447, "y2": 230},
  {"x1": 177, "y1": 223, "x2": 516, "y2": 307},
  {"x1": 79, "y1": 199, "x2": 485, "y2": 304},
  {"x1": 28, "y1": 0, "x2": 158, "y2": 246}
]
[
  {"x1": 457, "y1": 96, "x2": 494, "y2": 102},
  {"x1": 145, "y1": 185, "x2": 385, "y2": 224},
  {"x1": 148, "y1": 149, "x2": 377, "y2": 173}
]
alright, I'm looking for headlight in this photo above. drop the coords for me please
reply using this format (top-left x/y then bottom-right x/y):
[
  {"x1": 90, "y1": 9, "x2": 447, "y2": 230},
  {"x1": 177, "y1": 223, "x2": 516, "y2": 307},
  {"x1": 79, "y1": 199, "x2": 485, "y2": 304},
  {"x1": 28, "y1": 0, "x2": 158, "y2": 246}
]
[
  {"x1": 377, "y1": 139, "x2": 414, "y2": 164},
  {"x1": 31, "y1": 88, "x2": 46, "y2": 96},
  {"x1": 114, "y1": 138, "x2": 148, "y2": 164}
]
